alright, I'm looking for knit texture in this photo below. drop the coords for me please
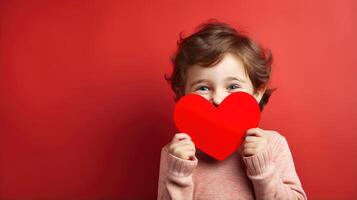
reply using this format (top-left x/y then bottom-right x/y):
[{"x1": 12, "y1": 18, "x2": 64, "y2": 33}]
[{"x1": 157, "y1": 131, "x2": 307, "y2": 200}]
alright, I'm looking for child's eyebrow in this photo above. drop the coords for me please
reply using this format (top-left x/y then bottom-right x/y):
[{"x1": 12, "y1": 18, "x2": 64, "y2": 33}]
[
  {"x1": 225, "y1": 76, "x2": 246, "y2": 83},
  {"x1": 190, "y1": 79, "x2": 210, "y2": 88}
]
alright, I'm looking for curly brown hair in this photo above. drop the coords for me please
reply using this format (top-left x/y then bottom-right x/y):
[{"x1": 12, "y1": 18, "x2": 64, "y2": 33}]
[{"x1": 165, "y1": 19, "x2": 277, "y2": 111}]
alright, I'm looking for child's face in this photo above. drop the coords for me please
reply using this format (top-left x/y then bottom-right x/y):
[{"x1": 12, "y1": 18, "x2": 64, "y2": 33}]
[{"x1": 184, "y1": 53, "x2": 265, "y2": 107}]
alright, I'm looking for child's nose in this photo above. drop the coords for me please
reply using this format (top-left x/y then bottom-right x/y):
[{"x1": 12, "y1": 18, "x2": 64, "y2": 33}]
[{"x1": 211, "y1": 94, "x2": 225, "y2": 107}]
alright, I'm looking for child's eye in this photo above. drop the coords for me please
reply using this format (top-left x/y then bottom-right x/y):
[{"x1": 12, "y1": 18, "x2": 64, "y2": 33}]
[
  {"x1": 228, "y1": 84, "x2": 240, "y2": 90},
  {"x1": 196, "y1": 86, "x2": 210, "y2": 91}
]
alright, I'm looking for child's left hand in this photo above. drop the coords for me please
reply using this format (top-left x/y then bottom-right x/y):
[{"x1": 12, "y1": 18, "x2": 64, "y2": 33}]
[{"x1": 241, "y1": 127, "x2": 269, "y2": 157}]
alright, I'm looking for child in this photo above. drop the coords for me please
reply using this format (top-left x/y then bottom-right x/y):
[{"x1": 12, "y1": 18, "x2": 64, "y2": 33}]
[{"x1": 157, "y1": 20, "x2": 307, "y2": 200}]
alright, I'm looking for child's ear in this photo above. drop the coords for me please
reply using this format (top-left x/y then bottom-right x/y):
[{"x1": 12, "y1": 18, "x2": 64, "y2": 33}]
[{"x1": 253, "y1": 85, "x2": 267, "y2": 103}]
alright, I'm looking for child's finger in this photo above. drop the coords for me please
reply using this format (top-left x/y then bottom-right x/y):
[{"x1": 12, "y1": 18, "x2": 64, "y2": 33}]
[
  {"x1": 179, "y1": 139, "x2": 195, "y2": 146},
  {"x1": 242, "y1": 147, "x2": 256, "y2": 156},
  {"x1": 182, "y1": 147, "x2": 196, "y2": 155},
  {"x1": 173, "y1": 146, "x2": 196, "y2": 160},
  {"x1": 176, "y1": 137, "x2": 194, "y2": 146},
  {"x1": 180, "y1": 146, "x2": 196, "y2": 154},
  {"x1": 170, "y1": 139, "x2": 195, "y2": 150},
  {"x1": 246, "y1": 128, "x2": 264, "y2": 137},
  {"x1": 244, "y1": 135, "x2": 260, "y2": 143},
  {"x1": 243, "y1": 142, "x2": 257, "y2": 148},
  {"x1": 172, "y1": 133, "x2": 191, "y2": 143},
  {"x1": 186, "y1": 150, "x2": 196, "y2": 160}
]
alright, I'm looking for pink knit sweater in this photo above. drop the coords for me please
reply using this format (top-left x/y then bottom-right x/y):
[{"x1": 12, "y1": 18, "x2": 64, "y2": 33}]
[{"x1": 157, "y1": 131, "x2": 307, "y2": 200}]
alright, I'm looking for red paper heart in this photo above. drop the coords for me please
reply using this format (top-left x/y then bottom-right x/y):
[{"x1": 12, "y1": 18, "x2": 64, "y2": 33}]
[{"x1": 173, "y1": 92, "x2": 261, "y2": 161}]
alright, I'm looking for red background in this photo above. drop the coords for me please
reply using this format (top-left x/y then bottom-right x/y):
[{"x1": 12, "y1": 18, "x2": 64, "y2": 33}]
[{"x1": 0, "y1": 0, "x2": 356, "y2": 199}]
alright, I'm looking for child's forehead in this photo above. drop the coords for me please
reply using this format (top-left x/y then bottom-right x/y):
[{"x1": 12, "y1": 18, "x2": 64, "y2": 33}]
[{"x1": 186, "y1": 53, "x2": 249, "y2": 81}]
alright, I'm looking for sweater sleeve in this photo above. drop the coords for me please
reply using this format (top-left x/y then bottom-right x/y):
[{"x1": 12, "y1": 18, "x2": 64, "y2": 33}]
[
  {"x1": 242, "y1": 135, "x2": 307, "y2": 200},
  {"x1": 157, "y1": 144, "x2": 198, "y2": 200}
]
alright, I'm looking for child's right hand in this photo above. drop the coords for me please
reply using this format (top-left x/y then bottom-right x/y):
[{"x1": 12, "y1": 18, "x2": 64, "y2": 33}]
[{"x1": 168, "y1": 133, "x2": 196, "y2": 160}]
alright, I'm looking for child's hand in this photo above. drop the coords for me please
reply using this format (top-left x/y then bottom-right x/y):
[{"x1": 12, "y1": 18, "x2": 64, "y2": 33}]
[
  {"x1": 168, "y1": 133, "x2": 196, "y2": 160},
  {"x1": 241, "y1": 128, "x2": 269, "y2": 157}
]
